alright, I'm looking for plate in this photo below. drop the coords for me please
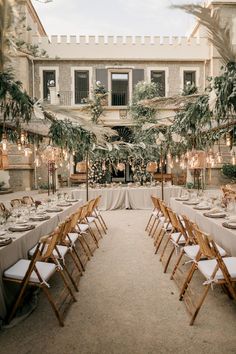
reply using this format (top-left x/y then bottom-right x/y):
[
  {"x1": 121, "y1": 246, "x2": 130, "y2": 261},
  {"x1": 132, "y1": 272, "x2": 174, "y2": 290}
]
[
  {"x1": 66, "y1": 199, "x2": 78, "y2": 203},
  {"x1": 203, "y1": 212, "x2": 226, "y2": 218},
  {"x1": 183, "y1": 201, "x2": 199, "y2": 206},
  {"x1": 9, "y1": 224, "x2": 35, "y2": 232},
  {"x1": 175, "y1": 197, "x2": 189, "y2": 202},
  {"x1": 194, "y1": 206, "x2": 211, "y2": 210},
  {"x1": 222, "y1": 222, "x2": 236, "y2": 230},
  {"x1": 30, "y1": 215, "x2": 50, "y2": 221},
  {"x1": 0, "y1": 230, "x2": 6, "y2": 236},
  {"x1": 57, "y1": 203, "x2": 72, "y2": 207},
  {"x1": 46, "y1": 208, "x2": 63, "y2": 213},
  {"x1": 0, "y1": 237, "x2": 12, "y2": 247}
]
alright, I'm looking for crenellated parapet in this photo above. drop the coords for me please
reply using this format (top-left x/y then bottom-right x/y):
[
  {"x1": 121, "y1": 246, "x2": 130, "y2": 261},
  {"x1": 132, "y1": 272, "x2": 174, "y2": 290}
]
[{"x1": 32, "y1": 35, "x2": 210, "y2": 60}]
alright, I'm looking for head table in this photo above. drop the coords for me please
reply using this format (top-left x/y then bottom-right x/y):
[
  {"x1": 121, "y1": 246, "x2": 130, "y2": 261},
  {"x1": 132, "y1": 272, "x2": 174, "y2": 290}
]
[
  {"x1": 170, "y1": 197, "x2": 236, "y2": 256},
  {"x1": 72, "y1": 185, "x2": 182, "y2": 210},
  {"x1": 0, "y1": 200, "x2": 82, "y2": 321}
]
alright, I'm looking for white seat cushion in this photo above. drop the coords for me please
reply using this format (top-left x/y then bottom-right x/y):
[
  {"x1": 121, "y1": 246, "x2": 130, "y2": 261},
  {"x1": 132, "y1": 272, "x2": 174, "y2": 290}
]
[
  {"x1": 87, "y1": 216, "x2": 95, "y2": 223},
  {"x1": 171, "y1": 232, "x2": 186, "y2": 245},
  {"x1": 184, "y1": 245, "x2": 200, "y2": 259},
  {"x1": 29, "y1": 244, "x2": 68, "y2": 258},
  {"x1": 67, "y1": 232, "x2": 79, "y2": 245},
  {"x1": 4, "y1": 259, "x2": 56, "y2": 283},
  {"x1": 213, "y1": 243, "x2": 227, "y2": 257},
  {"x1": 78, "y1": 224, "x2": 89, "y2": 232},
  {"x1": 163, "y1": 222, "x2": 172, "y2": 231},
  {"x1": 198, "y1": 257, "x2": 236, "y2": 280}
]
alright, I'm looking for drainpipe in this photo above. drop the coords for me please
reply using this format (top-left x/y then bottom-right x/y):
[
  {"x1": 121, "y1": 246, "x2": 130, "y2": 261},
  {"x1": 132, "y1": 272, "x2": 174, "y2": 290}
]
[{"x1": 31, "y1": 58, "x2": 35, "y2": 99}]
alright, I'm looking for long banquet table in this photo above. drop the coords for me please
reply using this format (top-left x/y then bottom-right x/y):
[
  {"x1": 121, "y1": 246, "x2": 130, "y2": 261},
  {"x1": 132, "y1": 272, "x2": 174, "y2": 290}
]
[
  {"x1": 170, "y1": 198, "x2": 236, "y2": 256},
  {"x1": 0, "y1": 200, "x2": 82, "y2": 320},
  {"x1": 72, "y1": 186, "x2": 182, "y2": 210}
]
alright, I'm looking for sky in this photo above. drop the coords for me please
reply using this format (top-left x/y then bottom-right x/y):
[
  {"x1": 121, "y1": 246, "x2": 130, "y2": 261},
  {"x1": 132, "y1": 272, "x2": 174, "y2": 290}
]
[{"x1": 32, "y1": 0, "x2": 202, "y2": 37}]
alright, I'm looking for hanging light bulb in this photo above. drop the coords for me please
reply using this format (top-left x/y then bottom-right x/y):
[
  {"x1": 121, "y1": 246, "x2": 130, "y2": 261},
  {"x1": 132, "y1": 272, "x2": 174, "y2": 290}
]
[
  {"x1": 232, "y1": 152, "x2": 236, "y2": 166},
  {"x1": 175, "y1": 156, "x2": 179, "y2": 163},
  {"x1": 1, "y1": 133, "x2": 7, "y2": 151},
  {"x1": 72, "y1": 150, "x2": 76, "y2": 156},
  {"x1": 20, "y1": 131, "x2": 25, "y2": 144},
  {"x1": 226, "y1": 133, "x2": 231, "y2": 147},
  {"x1": 167, "y1": 152, "x2": 171, "y2": 160},
  {"x1": 217, "y1": 152, "x2": 222, "y2": 163},
  {"x1": 24, "y1": 144, "x2": 32, "y2": 157},
  {"x1": 34, "y1": 156, "x2": 40, "y2": 167},
  {"x1": 17, "y1": 139, "x2": 22, "y2": 151}
]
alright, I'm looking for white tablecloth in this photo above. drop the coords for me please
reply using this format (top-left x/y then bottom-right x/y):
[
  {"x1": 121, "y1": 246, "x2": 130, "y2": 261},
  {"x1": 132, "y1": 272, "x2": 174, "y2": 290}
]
[
  {"x1": 0, "y1": 201, "x2": 82, "y2": 320},
  {"x1": 170, "y1": 198, "x2": 236, "y2": 256},
  {"x1": 72, "y1": 186, "x2": 182, "y2": 210}
]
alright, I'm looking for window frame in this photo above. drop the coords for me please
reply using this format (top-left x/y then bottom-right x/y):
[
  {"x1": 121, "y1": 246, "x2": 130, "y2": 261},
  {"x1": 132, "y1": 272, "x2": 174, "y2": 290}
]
[
  {"x1": 108, "y1": 68, "x2": 132, "y2": 107},
  {"x1": 71, "y1": 66, "x2": 93, "y2": 106},
  {"x1": 39, "y1": 66, "x2": 59, "y2": 100},
  {"x1": 180, "y1": 67, "x2": 199, "y2": 92},
  {"x1": 147, "y1": 67, "x2": 169, "y2": 97}
]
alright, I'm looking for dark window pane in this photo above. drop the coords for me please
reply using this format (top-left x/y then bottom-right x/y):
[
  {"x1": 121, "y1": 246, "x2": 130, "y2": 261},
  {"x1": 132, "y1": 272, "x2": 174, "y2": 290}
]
[
  {"x1": 43, "y1": 70, "x2": 56, "y2": 100},
  {"x1": 75, "y1": 71, "x2": 89, "y2": 104},
  {"x1": 151, "y1": 71, "x2": 165, "y2": 96},
  {"x1": 183, "y1": 71, "x2": 196, "y2": 87},
  {"x1": 111, "y1": 73, "x2": 129, "y2": 106}
]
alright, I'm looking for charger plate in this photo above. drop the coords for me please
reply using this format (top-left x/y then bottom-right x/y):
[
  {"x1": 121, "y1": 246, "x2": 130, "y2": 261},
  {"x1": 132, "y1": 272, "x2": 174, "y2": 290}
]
[
  {"x1": 0, "y1": 237, "x2": 12, "y2": 247},
  {"x1": 9, "y1": 224, "x2": 35, "y2": 232},
  {"x1": 203, "y1": 212, "x2": 226, "y2": 218},
  {"x1": 222, "y1": 222, "x2": 236, "y2": 230}
]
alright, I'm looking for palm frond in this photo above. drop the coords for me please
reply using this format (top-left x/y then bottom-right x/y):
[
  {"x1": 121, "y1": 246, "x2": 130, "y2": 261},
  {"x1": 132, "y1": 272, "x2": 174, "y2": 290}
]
[
  {"x1": 171, "y1": 4, "x2": 235, "y2": 64},
  {"x1": 39, "y1": 103, "x2": 117, "y2": 146}
]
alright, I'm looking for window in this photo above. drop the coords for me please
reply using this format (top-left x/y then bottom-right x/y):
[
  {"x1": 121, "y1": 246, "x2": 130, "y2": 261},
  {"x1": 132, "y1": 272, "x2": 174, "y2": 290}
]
[
  {"x1": 111, "y1": 73, "x2": 129, "y2": 106},
  {"x1": 43, "y1": 70, "x2": 56, "y2": 100},
  {"x1": 74, "y1": 71, "x2": 89, "y2": 104},
  {"x1": 183, "y1": 71, "x2": 196, "y2": 87},
  {"x1": 151, "y1": 71, "x2": 165, "y2": 97}
]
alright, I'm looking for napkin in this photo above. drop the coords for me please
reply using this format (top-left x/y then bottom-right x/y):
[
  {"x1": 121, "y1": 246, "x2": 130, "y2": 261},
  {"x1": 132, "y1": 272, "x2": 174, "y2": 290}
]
[{"x1": 209, "y1": 207, "x2": 222, "y2": 214}]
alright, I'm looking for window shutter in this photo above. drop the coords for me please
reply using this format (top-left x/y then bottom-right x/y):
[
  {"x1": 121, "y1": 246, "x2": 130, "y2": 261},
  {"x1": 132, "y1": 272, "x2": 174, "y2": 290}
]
[
  {"x1": 132, "y1": 69, "x2": 144, "y2": 90},
  {"x1": 96, "y1": 69, "x2": 108, "y2": 90}
]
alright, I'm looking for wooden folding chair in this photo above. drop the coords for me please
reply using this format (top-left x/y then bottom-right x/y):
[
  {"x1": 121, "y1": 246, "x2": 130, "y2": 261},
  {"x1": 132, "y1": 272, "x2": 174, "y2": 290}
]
[
  {"x1": 146, "y1": 196, "x2": 162, "y2": 236},
  {"x1": 170, "y1": 215, "x2": 198, "y2": 281},
  {"x1": 92, "y1": 196, "x2": 107, "y2": 234},
  {"x1": 154, "y1": 201, "x2": 172, "y2": 254},
  {"x1": 78, "y1": 204, "x2": 99, "y2": 249},
  {"x1": 86, "y1": 199, "x2": 103, "y2": 239},
  {"x1": 22, "y1": 196, "x2": 35, "y2": 206},
  {"x1": 66, "y1": 208, "x2": 93, "y2": 261},
  {"x1": 10, "y1": 199, "x2": 22, "y2": 208},
  {"x1": 159, "y1": 208, "x2": 188, "y2": 273},
  {"x1": 180, "y1": 228, "x2": 236, "y2": 325},
  {"x1": 3, "y1": 230, "x2": 76, "y2": 326}
]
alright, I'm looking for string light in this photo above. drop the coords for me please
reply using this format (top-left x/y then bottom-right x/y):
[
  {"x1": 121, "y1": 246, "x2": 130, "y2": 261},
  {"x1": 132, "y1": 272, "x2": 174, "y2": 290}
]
[
  {"x1": 226, "y1": 133, "x2": 231, "y2": 147},
  {"x1": 24, "y1": 144, "x2": 32, "y2": 157},
  {"x1": 20, "y1": 132, "x2": 26, "y2": 144},
  {"x1": 1, "y1": 133, "x2": 7, "y2": 151},
  {"x1": 17, "y1": 140, "x2": 22, "y2": 151},
  {"x1": 232, "y1": 152, "x2": 236, "y2": 166}
]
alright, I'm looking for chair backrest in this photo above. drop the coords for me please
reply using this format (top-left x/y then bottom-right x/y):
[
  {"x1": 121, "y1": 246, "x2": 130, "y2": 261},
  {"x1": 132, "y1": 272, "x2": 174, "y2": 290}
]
[
  {"x1": 87, "y1": 199, "x2": 96, "y2": 215},
  {"x1": 192, "y1": 226, "x2": 214, "y2": 259},
  {"x1": 159, "y1": 200, "x2": 169, "y2": 220},
  {"x1": 39, "y1": 228, "x2": 62, "y2": 261},
  {"x1": 22, "y1": 196, "x2": 34, "y2": 206},
  {"x1": 181, "y1": 215, "x2": 197, "y2": 244},
  {"x1": 0, "y1": 202, "x2": 7, "y2": 212},
  {"x1": 10, "y1": 199, "x2": 22, "y2": 208},
  {"x1": 80, "y1": 203, "x2": 89, "y2": 221}
]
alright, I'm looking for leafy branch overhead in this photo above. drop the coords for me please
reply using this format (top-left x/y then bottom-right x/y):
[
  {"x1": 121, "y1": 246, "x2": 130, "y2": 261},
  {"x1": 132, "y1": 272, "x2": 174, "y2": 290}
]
[{"x1": 171, "y1": 4, "x2": 236, "y2": 65}]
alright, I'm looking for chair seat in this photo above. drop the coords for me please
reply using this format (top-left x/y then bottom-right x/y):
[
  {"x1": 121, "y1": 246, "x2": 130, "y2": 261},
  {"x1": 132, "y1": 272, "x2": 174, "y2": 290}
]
[
  {"x1": 198, "y1": 257, "x2": 236, "y2": 280},
  {"x1": 4, "y1": 259, "x2": 56, "y2": 283},
  {"x1": 87, "y1": 216, "x2": 95, "y2": 223},
  {"x1": 67, "y1": 233, "x2": 79, "y2": 245},
  {"x1": 163, "y1": 222, "x2": 172, "y2": 231},
  {"x1": 171, "y1": 232, "x2": 186, "y2": 245},
  {"x1": 184, "y1": 245, "x2": 200, "y2": 259},
  {"x1": 29, "y1": 244, "x2": 68, "y2": 258},
  {"x1": 78, "y1": 224, "x2": 89, "y2": 232}
]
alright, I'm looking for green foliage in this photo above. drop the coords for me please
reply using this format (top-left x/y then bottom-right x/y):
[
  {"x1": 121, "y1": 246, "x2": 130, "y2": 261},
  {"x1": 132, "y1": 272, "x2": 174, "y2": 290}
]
[
  {"x1": 85, "y1": 82, "x2": 108, "y2": 124},
  {"x1": 0, "y1": 71, "x2": 33, "y2": 123},
  {"x1": 182, "y1": 83, "x2": 198, "y2": 96},
  {"x1": 49, "y1": 119, "x2": 94, "y2": 156},
  {"x1": 130, "y1": 81, "x2": 159, "y2": 124},
  {"x1": 214, "y1": 62, "x2": 236, "y2": 120},
  {"x1": 222, "y1": 164, "x2": 236, "y2": 180}
]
